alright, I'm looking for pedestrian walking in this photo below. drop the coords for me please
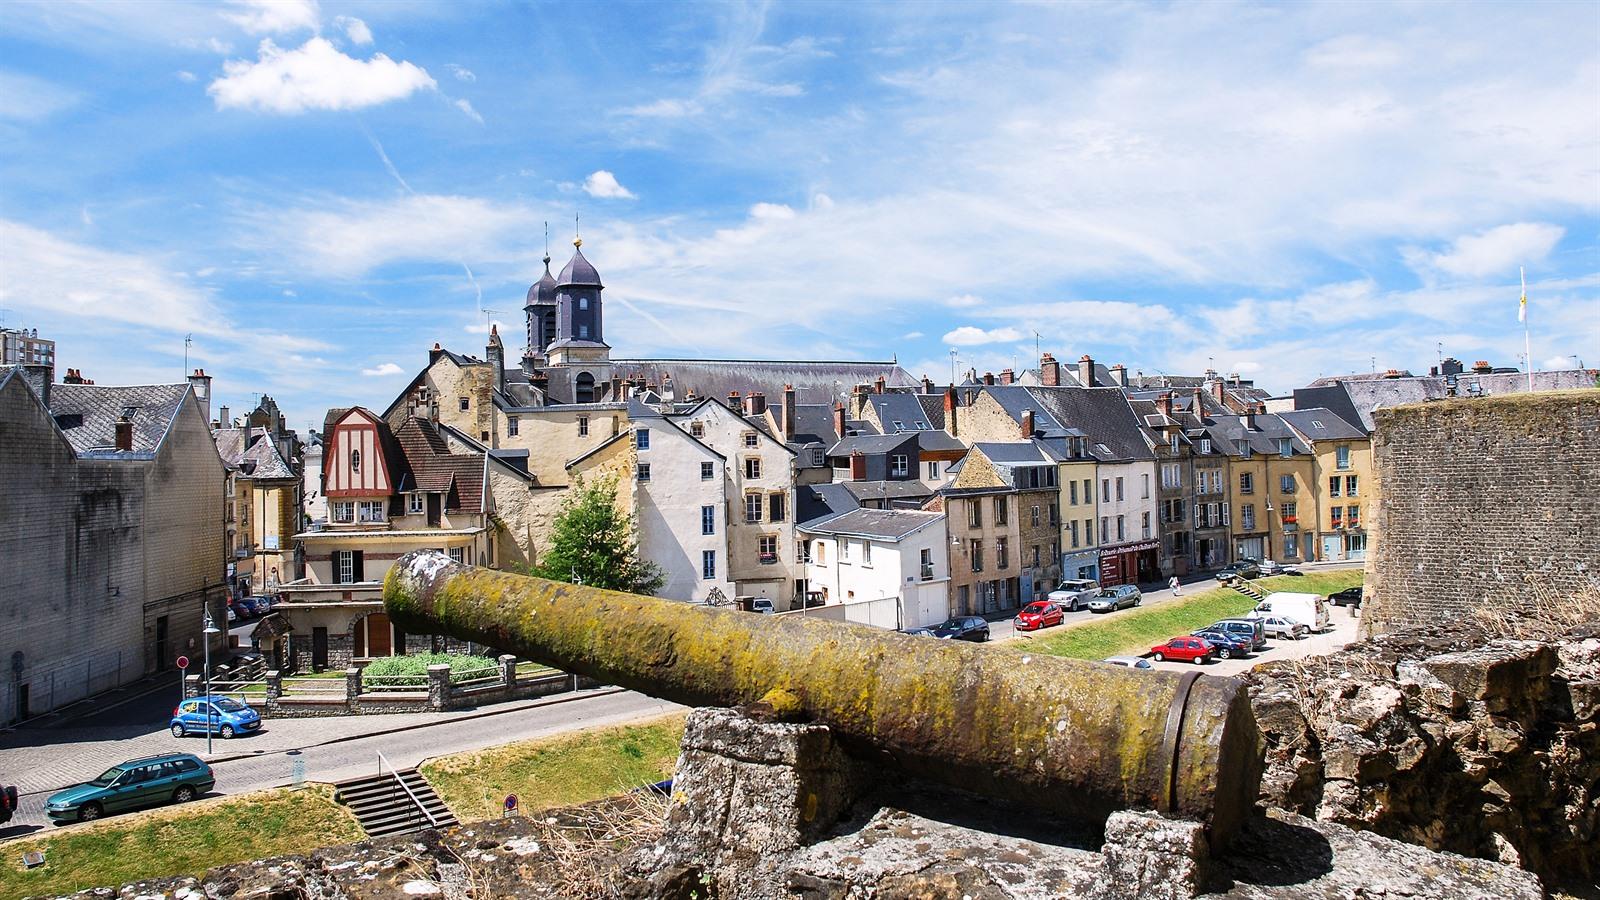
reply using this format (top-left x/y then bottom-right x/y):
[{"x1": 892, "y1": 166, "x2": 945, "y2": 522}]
[{"x1": 1169, "y1": 576, "x2": 1181, "y2": 596}]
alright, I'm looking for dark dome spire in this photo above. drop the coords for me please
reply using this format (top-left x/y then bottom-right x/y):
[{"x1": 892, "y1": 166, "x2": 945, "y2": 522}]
[
  {"x1": 557, "y1": 239, "x2": 603, "y2": 288},
  {"x1": 525, "y1": 253, "x2": 558, "y2": 307}
]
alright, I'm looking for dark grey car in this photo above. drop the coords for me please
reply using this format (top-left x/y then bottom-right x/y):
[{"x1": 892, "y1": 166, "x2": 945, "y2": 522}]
[{"x1": 1209, "y1": 618, "x2": 1268, "y2": 651}]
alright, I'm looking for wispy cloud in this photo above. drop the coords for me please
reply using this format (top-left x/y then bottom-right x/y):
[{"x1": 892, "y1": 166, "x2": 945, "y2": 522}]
[
  {"x1": 361, "y1": 362, "x2": 402, "y2": 376},
  {"x1": 223, "y1": 0, "x2": 319, "y2": 36},
  {"x1": 942, "y1": 325, "x2": 1024, "y2": 346},
  {"x1": 1404, "y1": 223, "x2": 1566, "y2": 280}
]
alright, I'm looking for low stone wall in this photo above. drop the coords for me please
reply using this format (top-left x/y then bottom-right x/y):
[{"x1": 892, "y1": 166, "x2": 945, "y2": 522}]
[
  {"x1": 184, "y1": 657, "x2": 597, "y2": 718},
  {"x1": 1245, "y1": 617, "x2": 1599, "y2": 891}
]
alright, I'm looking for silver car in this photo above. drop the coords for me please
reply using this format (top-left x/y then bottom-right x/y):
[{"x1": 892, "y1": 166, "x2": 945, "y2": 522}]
[
  {"x1": 1086, "y1": 584, "x2": 1142, "y2": 613},
  {"x1": 1046, "y1": 579, "x2": 1101, "y2": 612},
  {"x1": 1253, "y1": 614, "x2": 1309, "y2": 640}
]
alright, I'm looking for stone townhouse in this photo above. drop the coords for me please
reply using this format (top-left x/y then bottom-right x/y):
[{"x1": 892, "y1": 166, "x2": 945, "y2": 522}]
[
  {"x1": 797, "y1": 508, "x2": 950, "y2": 629},
  {"x1": 274, "y1": 408, "x2": 527, "y2": 670},
  {"x1": 214, "y1": 423, "x2": 302, "y2": 596},
  {"x1": 1159, "y1": 389, "x2": 1237, "y2": 570},
  {"x1": 1212, "y1": 410, "x2": 1319, "y2": 564},
  {"x1": 941, "y1": 441, "x2": 1063, "y2": 614},
  {"x1": 1133, "y1": 392, "x2": 1196, "y2": 577},
  {"x1": 958, "y1": 384, "x2": 1158, "y2": 587},
  {"x1": 1, "y1": 367, "x2": 226, "y2": 723},
  {"x1": 1279, "y1": 410, "x2": 1373, "y2": 562}
]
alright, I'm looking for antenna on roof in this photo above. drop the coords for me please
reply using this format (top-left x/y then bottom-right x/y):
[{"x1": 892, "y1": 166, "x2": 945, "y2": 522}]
[{"x1": 184, "y1": 334, "x2": 192, "y2": 377}]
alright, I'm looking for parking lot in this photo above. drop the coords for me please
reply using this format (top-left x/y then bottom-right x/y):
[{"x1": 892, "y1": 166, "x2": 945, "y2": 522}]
[{"x1": 1147, "y1": 603, "x2": 1362, "y2": 676}]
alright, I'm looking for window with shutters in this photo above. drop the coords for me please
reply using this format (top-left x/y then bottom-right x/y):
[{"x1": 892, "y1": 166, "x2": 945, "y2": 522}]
[
  {"x1": 1222, "y1": 503, "x2": 1231, "y2": 526},
  {"x1": 337, "y1": 551, "x2": 354, "y2": 584}
]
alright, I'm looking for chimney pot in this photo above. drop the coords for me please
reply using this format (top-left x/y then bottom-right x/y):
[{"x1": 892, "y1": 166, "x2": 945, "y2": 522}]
[
  {"x1": 115, "y1": 415, "x2": 134, "y2": 452},
  {"x1": 921, "y1": 375, "x2": 934, "y2": 394},
  {"x1": 873, "y1": 375, "x2": 886, "y2": 394},
  {"x1": 1384, "y1": 368, "x2": 1401, "y2": 379},
  {"x1": 1040, "y1": 353, "x2": 1060, "y2": 387},
  {"x1": 1077, "y1": 355, "x2": 1097, "y2": 387},
  {"x1": 983, "y1": 372, "x2": 995, "y2": 386},
  {"x1": 999, "y1": 368, "x2": 1014, "y2": 385}
]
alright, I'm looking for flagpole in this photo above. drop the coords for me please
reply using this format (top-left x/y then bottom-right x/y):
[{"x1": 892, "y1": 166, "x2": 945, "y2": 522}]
[{"x1": 1521, "y1": 267, "x2": 1533, "y2": 392}]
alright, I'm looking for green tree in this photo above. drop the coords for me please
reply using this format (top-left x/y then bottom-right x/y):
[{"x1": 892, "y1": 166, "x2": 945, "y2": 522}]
[{"x1": 524, "y1": 475, "x2": 665, "y2": 594}]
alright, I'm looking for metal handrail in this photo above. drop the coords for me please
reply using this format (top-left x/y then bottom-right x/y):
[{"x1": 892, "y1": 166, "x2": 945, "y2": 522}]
[{"x1": 377, "y1": 749, "x2": 441, "y2": 828}]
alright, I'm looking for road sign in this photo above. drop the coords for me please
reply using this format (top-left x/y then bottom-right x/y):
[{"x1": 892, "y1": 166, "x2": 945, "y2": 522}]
[{"x1": 176, "y1": 655, "x2": 189, "y2": 670}]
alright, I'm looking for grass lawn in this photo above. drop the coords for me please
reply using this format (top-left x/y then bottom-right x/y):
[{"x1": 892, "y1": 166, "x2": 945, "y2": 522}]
[
  {"x1": 421, "y1": 713, "x2": 687, "y2": 822},
  {"x1": 1018, "y1": 570, "x2": 1365, "y2": 661},
  {"x1": 0, "y1": 786, "x2": 362, "y2": 900}
]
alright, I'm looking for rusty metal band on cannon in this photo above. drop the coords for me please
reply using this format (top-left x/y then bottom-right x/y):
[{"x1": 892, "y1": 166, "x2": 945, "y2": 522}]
[{"x1": 384, "y1": 552, "x2": 1263, "y2": 847}]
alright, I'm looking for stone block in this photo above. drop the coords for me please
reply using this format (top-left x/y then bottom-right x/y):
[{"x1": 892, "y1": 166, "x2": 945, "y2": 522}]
[
  {"x1": 1420, "y1": 641, "x2": 1556, "y2": 716},
  {"x1": 1098, "y1": 810, "x2": 1212, "y2": 900}
]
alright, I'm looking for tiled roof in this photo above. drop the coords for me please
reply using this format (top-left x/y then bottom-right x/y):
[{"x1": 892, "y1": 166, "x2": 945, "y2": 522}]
[
  {"x1": 609, "y1": 359, "x2": 918, "y2": 405},
  {"x1": 798, "y1": 508, "x2": 943, "y2": 540},
  {"x1": 393, "y1": 417, "x2": 485, "y2": 513},
  {"x1": 49, "y1": 382, "x2": 190, "y2": 457}
]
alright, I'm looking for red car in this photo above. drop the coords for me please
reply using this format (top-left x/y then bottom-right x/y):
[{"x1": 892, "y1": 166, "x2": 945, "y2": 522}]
[
  {"x1": 1013, "y1": 601, "x2": 1064, "y2": 631},
  {"x1": 1150, "y1": 636, "x2": 1216, "y2": 665}
]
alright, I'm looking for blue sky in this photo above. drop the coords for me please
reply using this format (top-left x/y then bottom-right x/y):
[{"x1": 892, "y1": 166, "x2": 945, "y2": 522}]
[{"x1": 1, "y1": 0, "x2": 1596, "y2": 432}]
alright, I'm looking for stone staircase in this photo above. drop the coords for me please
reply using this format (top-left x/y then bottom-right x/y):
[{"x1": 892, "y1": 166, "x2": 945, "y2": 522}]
[
  {"x1": 334, "y1": 768, "x2": 459, "y2": 838},
  {"x1": 1223, "y1": 576, "x2": 1266, "y2": 603}
]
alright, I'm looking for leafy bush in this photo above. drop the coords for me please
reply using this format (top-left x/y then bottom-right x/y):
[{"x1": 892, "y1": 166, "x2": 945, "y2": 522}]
[{"x1": 361, "y1": 653, "x2": 499, "y2": 686}]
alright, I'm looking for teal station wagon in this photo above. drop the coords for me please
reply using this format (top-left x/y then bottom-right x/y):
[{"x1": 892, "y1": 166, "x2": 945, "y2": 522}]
[{"x1": 45, "y1": 753, "x2": 214, "y2": 823}]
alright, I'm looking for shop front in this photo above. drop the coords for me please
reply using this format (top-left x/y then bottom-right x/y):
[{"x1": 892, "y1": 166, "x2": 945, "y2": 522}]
[
  {"x1": 1098, "y1": 540, "x2": 1160, "y2": 587},
  {"x1": 1059, "y1": 548, "x2": 1100, "y2": 584}
]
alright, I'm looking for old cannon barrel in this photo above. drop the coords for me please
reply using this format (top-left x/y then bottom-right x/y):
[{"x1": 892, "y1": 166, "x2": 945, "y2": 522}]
[{"x1": 385, "y1": 552, "x2": 1262, "y2": 846}]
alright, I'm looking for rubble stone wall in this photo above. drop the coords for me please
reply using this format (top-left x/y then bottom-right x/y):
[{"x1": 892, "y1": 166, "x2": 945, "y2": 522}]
[
  {"x1": 1246, "y1": 619, "x2": 1600, "y2": 890},
  {"x1": 1364, "y1": 389, "x2": 1600, "y2": 634}
]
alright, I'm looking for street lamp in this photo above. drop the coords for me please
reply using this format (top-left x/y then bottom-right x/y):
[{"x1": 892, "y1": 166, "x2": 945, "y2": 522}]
[{"x1": 202, "y1": 609, "x2": 220, "y2": 755}]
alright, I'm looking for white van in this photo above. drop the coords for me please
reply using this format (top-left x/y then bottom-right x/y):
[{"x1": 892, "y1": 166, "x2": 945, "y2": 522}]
[{"x1": 1252, "y1": 591, "x2": 1330, "y2": 632}]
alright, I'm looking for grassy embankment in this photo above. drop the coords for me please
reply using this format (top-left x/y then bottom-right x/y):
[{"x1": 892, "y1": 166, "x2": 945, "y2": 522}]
[
  {"x1": 0, "y1": 786, "x2": 362, "y2": 900},
  {"x1": 1018, "y1": 570, "x2": 1365, "y2": 660},
  {"x1": 421, "y1": 713, "x2": 688, "y2": 822}
]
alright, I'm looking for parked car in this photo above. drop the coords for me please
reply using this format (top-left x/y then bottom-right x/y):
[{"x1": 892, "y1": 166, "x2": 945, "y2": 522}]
[
  {"x1": 906, "y1": 616, "x2": 990, "y2": 642},
  {"x1": 0, "y1": 784, "x2": 17, "y2": 825},
  {"x1": 1214, "y1": 561, "x2": 1261, "y2": 581},
  {"x1": 1210, "y1": 618, "x2": 1269, "y2": 651},
  {"x1": 1102, "y1": 655, "x2": 1153, "y2": 670},
  {"x1": 1087, "y1": 585, "x2": 1143, "y2": 613},
  {"x1": 1253, "y1": 591, "x2": 1331, "y2": 632},
  {"x1": 1191, "y1": 627, "x2": 1253, "y2": 659},
  {"x1": 1045, "y1": 579, "x2": 1101, "y2": 611},
  {"x1": 748, "y1": 598, "x2": 776, "y2": 614},
  {"x1": 1255, "y1": 558, "x2": 1283, "y2": 575},
  {"x1": 45, "y1": 753, "x2": 214, "y2": 824},
  {"x1": 1150, "y1": 637, "x2": 1215, "y2": 665},
  {"x1": 240, "y1": 595, "x2": 274, "y2": 616},
  {"x1": 171, "y1": 695, "x2": 263, "y2": 739},
  {"x1": 1329, "y1": 587, "x2": 1364, "y2": 607},
  {"x1": 1253, "y1": 614, "x2": 1310, "y2": 641},
  {"x1": 225, "y1": 602, "x2": 239, "y2": 624},
  {"x1": 1013, "y1": 601, "x2": 1064, "y2": 631}
]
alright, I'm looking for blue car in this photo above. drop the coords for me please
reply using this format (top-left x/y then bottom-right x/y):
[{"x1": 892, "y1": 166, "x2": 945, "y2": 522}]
[
  {"x1": 46, "y1": 753, "x2": 214, "y2": 823},
  {"x1": 171, "y1": 695, "x2": 263, "y2": 739}
]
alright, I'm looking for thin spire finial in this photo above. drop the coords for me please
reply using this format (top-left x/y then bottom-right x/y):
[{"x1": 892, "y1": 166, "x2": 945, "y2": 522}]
[
  {"x1": 543, "y1": 221, "x2": 550, "y2": 264},
  {"x1": 573, "y1": 212, "x2": 581, "y2": 248}
]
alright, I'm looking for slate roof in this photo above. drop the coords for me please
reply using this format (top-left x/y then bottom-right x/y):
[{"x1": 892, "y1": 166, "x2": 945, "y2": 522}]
[
  {"x1": 213, "y1": 426, "x2": 297, "y2": 480},
  {"x1": 827, "y1": 433, "x2": 918, "y2": 457},
  {"x1": 1003, "y1": 386, "x2": 1155, "y2": 461},
  {"x1": 556, "y1": 246, "x2": 603, "y2": 287},
  {"x1": 796, "y1": 482, "x2": 860, "y2": 527},
  {"x1": 525, "y1": 257, "x2": 558, "y2": 307},
  {"x1": 1296, "y1": 370, "x2": 1598, "y2": 433},
  {"x1": 1211, "y1": 412, "x2": 1312, "y2": 457},
  {"x1": 787, "y1": 403, "x2": 839, "y2": 447},
  {"x1": 1278, "y1": 409, "x2": 1366, "y2": 441},
  {"x1": 842, "y1": 480, "x2": 935, "y2": 503},
  {"x1": 913, "y1": 430, "x2": 965, "y2": 453},
  {"x1": 869, "y1": 393, "x2": 938, "y2": 432},
  {"x1": 973, "y1": 441, "x2": 1054, "y2": 465},
  {"x1": 797, "y1": 508, "x2": 943, "y2": 540},
  {"x1": 393, "y1": 417, "x2": 485, "y2": 512},
  {"x1": 608, "y1": 359, "x2": 917, "y2": 405},
  {"x1": 49, "y1": 383, "x2": 190, "y2": 457}
]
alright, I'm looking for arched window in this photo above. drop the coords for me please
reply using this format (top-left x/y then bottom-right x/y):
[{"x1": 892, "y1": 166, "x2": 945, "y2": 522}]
[
  {"x1": 350, "y1": 448, "x2": 360, "y2": 472},
  {"x1": 575, "y1": 372, "x2": 595, "y2": 403}
]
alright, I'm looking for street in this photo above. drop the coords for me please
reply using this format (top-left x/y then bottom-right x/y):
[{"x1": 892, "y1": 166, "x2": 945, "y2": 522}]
[{"x1": 0, "y1": 682, "x2": 680, "y2": 839}]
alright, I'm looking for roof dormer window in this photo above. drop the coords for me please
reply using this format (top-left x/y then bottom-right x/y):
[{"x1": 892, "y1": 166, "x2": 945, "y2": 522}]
[{"x1": 350, "y1": 448, "x2": 361, "y2": 472}]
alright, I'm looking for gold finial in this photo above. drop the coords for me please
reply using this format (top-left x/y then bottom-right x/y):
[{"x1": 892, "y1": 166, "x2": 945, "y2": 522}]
[{"x1": 574, "y1": 212, "x2": 581, "y2": 248}]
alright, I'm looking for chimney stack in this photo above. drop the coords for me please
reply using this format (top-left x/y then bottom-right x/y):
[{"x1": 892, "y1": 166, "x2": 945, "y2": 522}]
[
  {"x1": 783, "y1": 384, "x2": 796, "y2": 441},
  {"x1": 748, "y1": 392, "x2": 767, "y2": 416},
  {"x1": 429, "y1": 342, "x2": 445, "y2": 366},
  {"x1": 1156, "y1": 392, "x2": 1173, "y2": 419},
  {"x1": 1040, "y1": 352, "x2": 1060, "y2": 387},
  {"x1": 219, "y1": 404, "x2": 231, "y2": 427},
  {"x1": 486, "y1": 325, "x2": 505, "y2": 393},
  {"x1": 849, "y1": 450, "x2": 867, "y2": 480},
  {"x1": 1441, "y1": 357, "x2": 1464, "y2": 377},
  {"x1": 1109, "y1": 364, "x2": 1127, "y2": 388},
  {"x1": 17, "y1": 364, "x2": 50, "y2": 405},
  {"x1": 1211, "y1": 380, "x2": 1226, "y2": 403},
  {"x1": 1383, "y1": 369, "x2": 1402, "y2": 379},
  {"x1": 1078, "y1": 355, "x2": 1096, "y2": 387},
  {"x1": 833, "y1": 402, "x2": 846, "y2": 440},
  {"x1": 999, "y1": 368, "x2": 1015, "y2": 385},
  {"x1": 873, "y1": 375, "x2": 886, "y2": 394},
  {"x1": 943, "y1": 386, "x2": 959, "y2": 438},
  {"x1": 63, "y1": 368, "x2": 87, "y2": 385},
  {"x1": 1021, "y1": 409, "x2": 1035, "y2": 439},
  {"x1": 727, "y1": 390, "x2": 741, "y2": 410},
  {"x1": 920, "y1": 375, "x2": 934, "y2": 394},
  {"x1": 983, "y1": 371, "x2": 995, "y2": 386},
  {"x1": 115, "y1": 414, "x2": 133, "y2": 452}
]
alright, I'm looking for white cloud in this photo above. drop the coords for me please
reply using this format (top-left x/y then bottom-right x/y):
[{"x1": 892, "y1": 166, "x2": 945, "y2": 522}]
[
  {"x1": 176, "y1": 70, "x2": 197, "y2": 83},
  {"x1": 1405, "y1": 223, "x2": 1566, "y2": 280},
  {"x1": 334, "y1": 15, "x2": 371, "y2": 46},
  {"x1": 583, "y1": 170, "x2": 636, "y2": 199},
  {"x1": 223, "y1": 0, "x2": 319, "y2": 35},
  {"x1": 454, "y1": 98, "x2": 483, "y2": 124},
  {"x1": 209, "y1": 37, "x2": 435, "y2": 114},
  {"x1": 749, "y1": 202, "x2": 795, "y2": 220},
  {"x1": 942, "y1": 325, "x2": 1024, "y2": 346},
  {"x1": 902, "y1": 331, "x2": 924, "y2": 340},
  {"x1": 618, "y1": 98, "x2": 700, "y2": 118},
  {"x1": 361, "y1": 362, "x2": 403, "y2": 377},
  {"x1": 945, "y1": 294, "x2": 983, "y2": 308},
  {"x1": 445, "y1": 64, "x2": 476, "y2": 83}
]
